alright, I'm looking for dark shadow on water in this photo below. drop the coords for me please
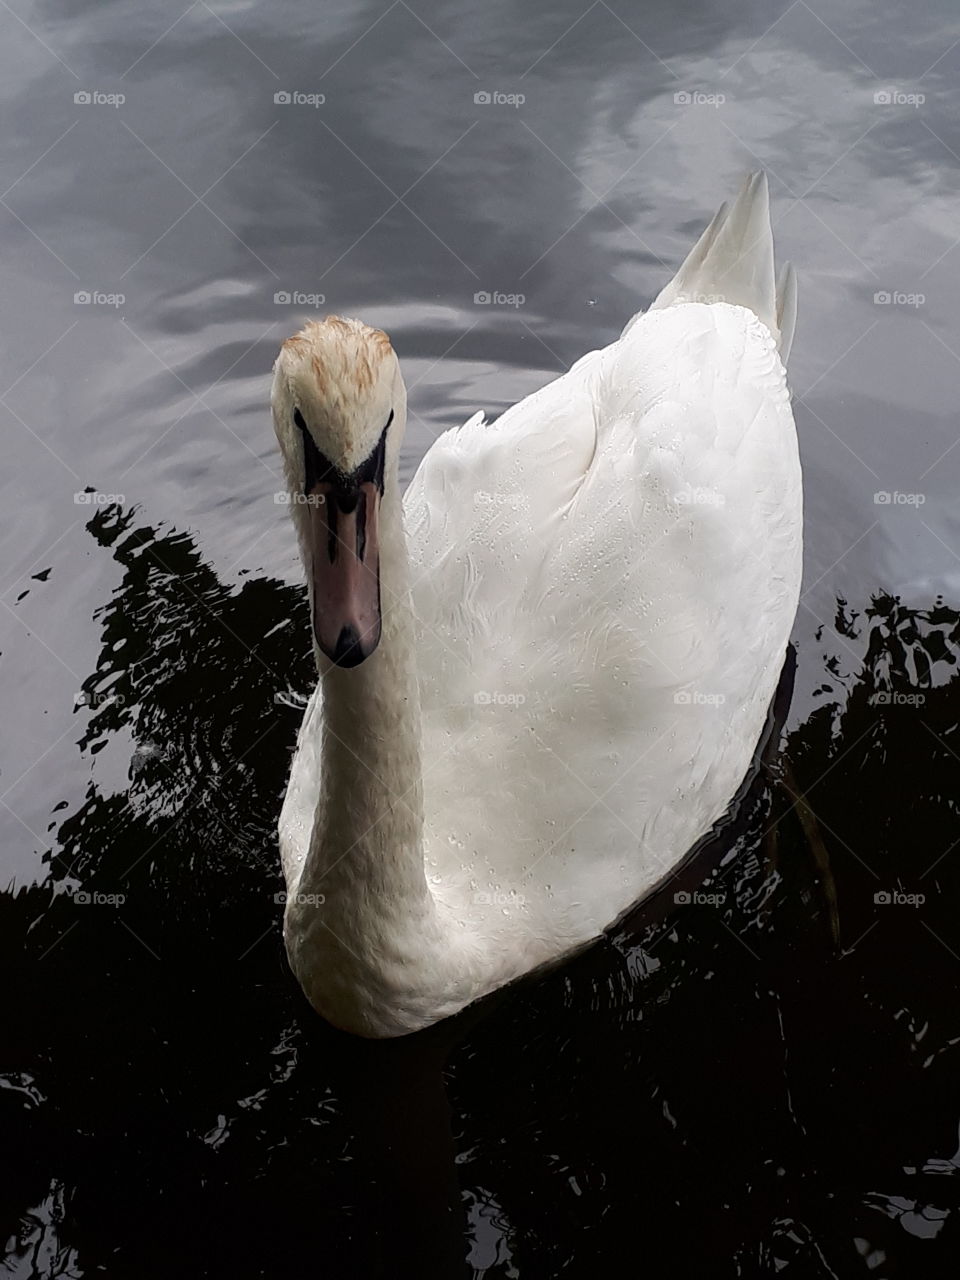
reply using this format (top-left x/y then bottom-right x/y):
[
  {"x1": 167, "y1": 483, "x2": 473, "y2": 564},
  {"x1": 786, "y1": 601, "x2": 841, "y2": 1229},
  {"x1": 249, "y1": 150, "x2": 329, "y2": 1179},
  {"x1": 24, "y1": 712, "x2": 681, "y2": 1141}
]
[{"x1": 3, "y1": 509, "x2": 960, "y2": 1279}]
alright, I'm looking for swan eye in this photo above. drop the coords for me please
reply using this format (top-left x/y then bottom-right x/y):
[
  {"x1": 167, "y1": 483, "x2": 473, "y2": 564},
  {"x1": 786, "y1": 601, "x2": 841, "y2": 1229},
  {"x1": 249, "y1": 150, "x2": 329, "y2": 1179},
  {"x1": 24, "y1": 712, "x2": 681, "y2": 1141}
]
[
  {"x1": 294, "y1": 408, "x2": 391, "y2": 493},
  {"x1": 295, "y1": 410, "x2": 336, "y2": 492},
  {"x1": 356, "y1": 416, "x2": 390, "y2": 491}
]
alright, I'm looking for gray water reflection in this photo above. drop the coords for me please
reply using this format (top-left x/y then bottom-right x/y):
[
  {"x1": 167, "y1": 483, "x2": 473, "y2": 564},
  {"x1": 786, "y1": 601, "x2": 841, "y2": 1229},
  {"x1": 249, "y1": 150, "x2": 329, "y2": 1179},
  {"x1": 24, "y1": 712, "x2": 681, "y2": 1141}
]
[{"x1": 3, "y1": 1, "x2": 960, "y2": 1276}]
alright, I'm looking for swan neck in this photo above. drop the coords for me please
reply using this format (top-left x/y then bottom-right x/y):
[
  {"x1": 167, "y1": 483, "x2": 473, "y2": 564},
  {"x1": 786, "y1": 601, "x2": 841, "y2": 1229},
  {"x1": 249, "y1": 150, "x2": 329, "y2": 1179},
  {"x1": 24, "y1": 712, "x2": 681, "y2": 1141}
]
[{"x1": 302, "y1": 473, "x2": 426, "y2": 901}]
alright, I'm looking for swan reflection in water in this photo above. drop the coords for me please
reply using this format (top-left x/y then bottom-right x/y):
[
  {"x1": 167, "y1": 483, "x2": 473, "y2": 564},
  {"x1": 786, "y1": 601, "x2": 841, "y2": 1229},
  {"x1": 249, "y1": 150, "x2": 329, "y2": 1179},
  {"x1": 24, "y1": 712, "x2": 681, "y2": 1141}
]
[{"x1": 3, "y1": 503, "x2": 960, "y2": 1278}]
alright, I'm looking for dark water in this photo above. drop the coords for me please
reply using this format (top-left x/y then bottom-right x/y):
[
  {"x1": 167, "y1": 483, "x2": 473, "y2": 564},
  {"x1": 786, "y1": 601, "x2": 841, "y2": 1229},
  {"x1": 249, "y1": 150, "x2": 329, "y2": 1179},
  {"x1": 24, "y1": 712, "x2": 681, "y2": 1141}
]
[{"x1": 3, "y1": 1, "x2": 960, "y2": 1276}]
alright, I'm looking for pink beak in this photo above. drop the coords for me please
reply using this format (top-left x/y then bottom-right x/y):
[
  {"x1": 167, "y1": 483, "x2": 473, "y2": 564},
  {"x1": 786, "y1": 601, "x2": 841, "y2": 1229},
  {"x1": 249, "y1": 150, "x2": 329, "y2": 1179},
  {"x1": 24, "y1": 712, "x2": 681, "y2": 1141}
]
[{"x1": 307, "y1": 480, "x2": 382, "y2": 667}]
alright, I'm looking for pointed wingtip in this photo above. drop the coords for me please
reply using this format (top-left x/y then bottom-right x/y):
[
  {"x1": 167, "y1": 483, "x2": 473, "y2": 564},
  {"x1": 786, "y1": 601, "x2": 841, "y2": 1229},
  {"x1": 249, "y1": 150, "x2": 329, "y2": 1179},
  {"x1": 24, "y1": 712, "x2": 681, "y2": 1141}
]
[
  {"x1": 642, "y1": 167, "x2": 782, "y2": 339},
  {"x1": 739, "y1": 169, "x2": 768, "y2": 204}
]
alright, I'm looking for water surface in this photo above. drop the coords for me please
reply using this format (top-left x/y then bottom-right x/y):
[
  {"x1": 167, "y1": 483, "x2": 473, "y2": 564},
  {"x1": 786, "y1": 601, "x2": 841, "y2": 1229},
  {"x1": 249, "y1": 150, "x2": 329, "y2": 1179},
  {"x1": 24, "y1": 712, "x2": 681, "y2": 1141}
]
[{"x1": 3, "y1": 1, "x2": 960, "y2": 1275}]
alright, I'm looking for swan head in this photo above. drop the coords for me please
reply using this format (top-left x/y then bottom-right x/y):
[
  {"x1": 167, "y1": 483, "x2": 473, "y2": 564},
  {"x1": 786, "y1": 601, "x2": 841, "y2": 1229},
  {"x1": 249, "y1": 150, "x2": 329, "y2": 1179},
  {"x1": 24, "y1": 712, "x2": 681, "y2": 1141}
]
[{"x1": 271, "y1": 315, "x2": 406, "y2": 669}]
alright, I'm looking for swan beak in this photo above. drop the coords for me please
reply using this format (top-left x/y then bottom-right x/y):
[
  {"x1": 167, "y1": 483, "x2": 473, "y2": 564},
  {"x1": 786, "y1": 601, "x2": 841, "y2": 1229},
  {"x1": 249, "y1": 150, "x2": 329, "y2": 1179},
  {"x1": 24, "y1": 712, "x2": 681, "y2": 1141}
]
[{"x1": 307, "y1": 481, "x2": 382, "y2": 668}]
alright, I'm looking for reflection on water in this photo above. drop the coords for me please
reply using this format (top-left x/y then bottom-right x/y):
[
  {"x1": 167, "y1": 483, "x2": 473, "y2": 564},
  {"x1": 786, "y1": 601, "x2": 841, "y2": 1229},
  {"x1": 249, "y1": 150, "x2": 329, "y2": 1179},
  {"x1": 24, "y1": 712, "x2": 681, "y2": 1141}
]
[
  {"x1": 3, "y1": 507, "x2": 960, "y2": 1277},
  {"x1": 4, "y1": 0, "x2": 960, "y2": 1269}
]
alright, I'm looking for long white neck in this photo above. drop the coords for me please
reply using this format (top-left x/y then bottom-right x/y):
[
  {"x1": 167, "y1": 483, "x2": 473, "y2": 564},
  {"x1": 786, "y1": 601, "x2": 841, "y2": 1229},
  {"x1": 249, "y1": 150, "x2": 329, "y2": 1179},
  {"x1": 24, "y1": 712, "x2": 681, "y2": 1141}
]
[
  {"x1": 288, "y1": 464, "x2": 464, "y2": 1035},
  {"x1": 299, "y1": 456, "x2": 427, "y2": 892}
]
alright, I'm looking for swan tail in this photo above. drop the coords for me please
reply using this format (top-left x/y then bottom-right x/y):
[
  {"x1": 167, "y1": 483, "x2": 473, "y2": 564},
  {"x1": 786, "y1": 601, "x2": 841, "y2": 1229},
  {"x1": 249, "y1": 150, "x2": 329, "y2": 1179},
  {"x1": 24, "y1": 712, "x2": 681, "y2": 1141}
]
[{"x1": 631, "y1": 171, "x2": 796, "y2": 362}]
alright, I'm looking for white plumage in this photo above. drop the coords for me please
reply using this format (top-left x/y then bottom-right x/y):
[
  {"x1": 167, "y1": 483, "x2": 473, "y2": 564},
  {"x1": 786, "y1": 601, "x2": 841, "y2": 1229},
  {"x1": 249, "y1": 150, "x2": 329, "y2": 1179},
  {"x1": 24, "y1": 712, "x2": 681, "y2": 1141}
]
[{"x1": 273, "y1": 171, "x2": 802, "y2": 1037}]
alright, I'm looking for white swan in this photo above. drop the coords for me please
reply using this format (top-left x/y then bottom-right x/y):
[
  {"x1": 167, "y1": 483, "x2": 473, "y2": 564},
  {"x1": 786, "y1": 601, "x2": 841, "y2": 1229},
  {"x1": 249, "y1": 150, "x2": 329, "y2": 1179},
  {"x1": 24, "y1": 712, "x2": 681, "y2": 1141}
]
[{"x1": 271, "y1": 171, "x2": 802, "y2": 1038}]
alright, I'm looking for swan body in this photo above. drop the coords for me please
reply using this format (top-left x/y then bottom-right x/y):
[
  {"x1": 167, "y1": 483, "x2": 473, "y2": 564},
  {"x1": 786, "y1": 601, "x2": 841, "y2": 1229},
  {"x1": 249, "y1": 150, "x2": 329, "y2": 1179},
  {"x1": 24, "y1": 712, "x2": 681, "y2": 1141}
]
[{"x1": 272, "y1": 172, "x2": 802, "y2": 1037}]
